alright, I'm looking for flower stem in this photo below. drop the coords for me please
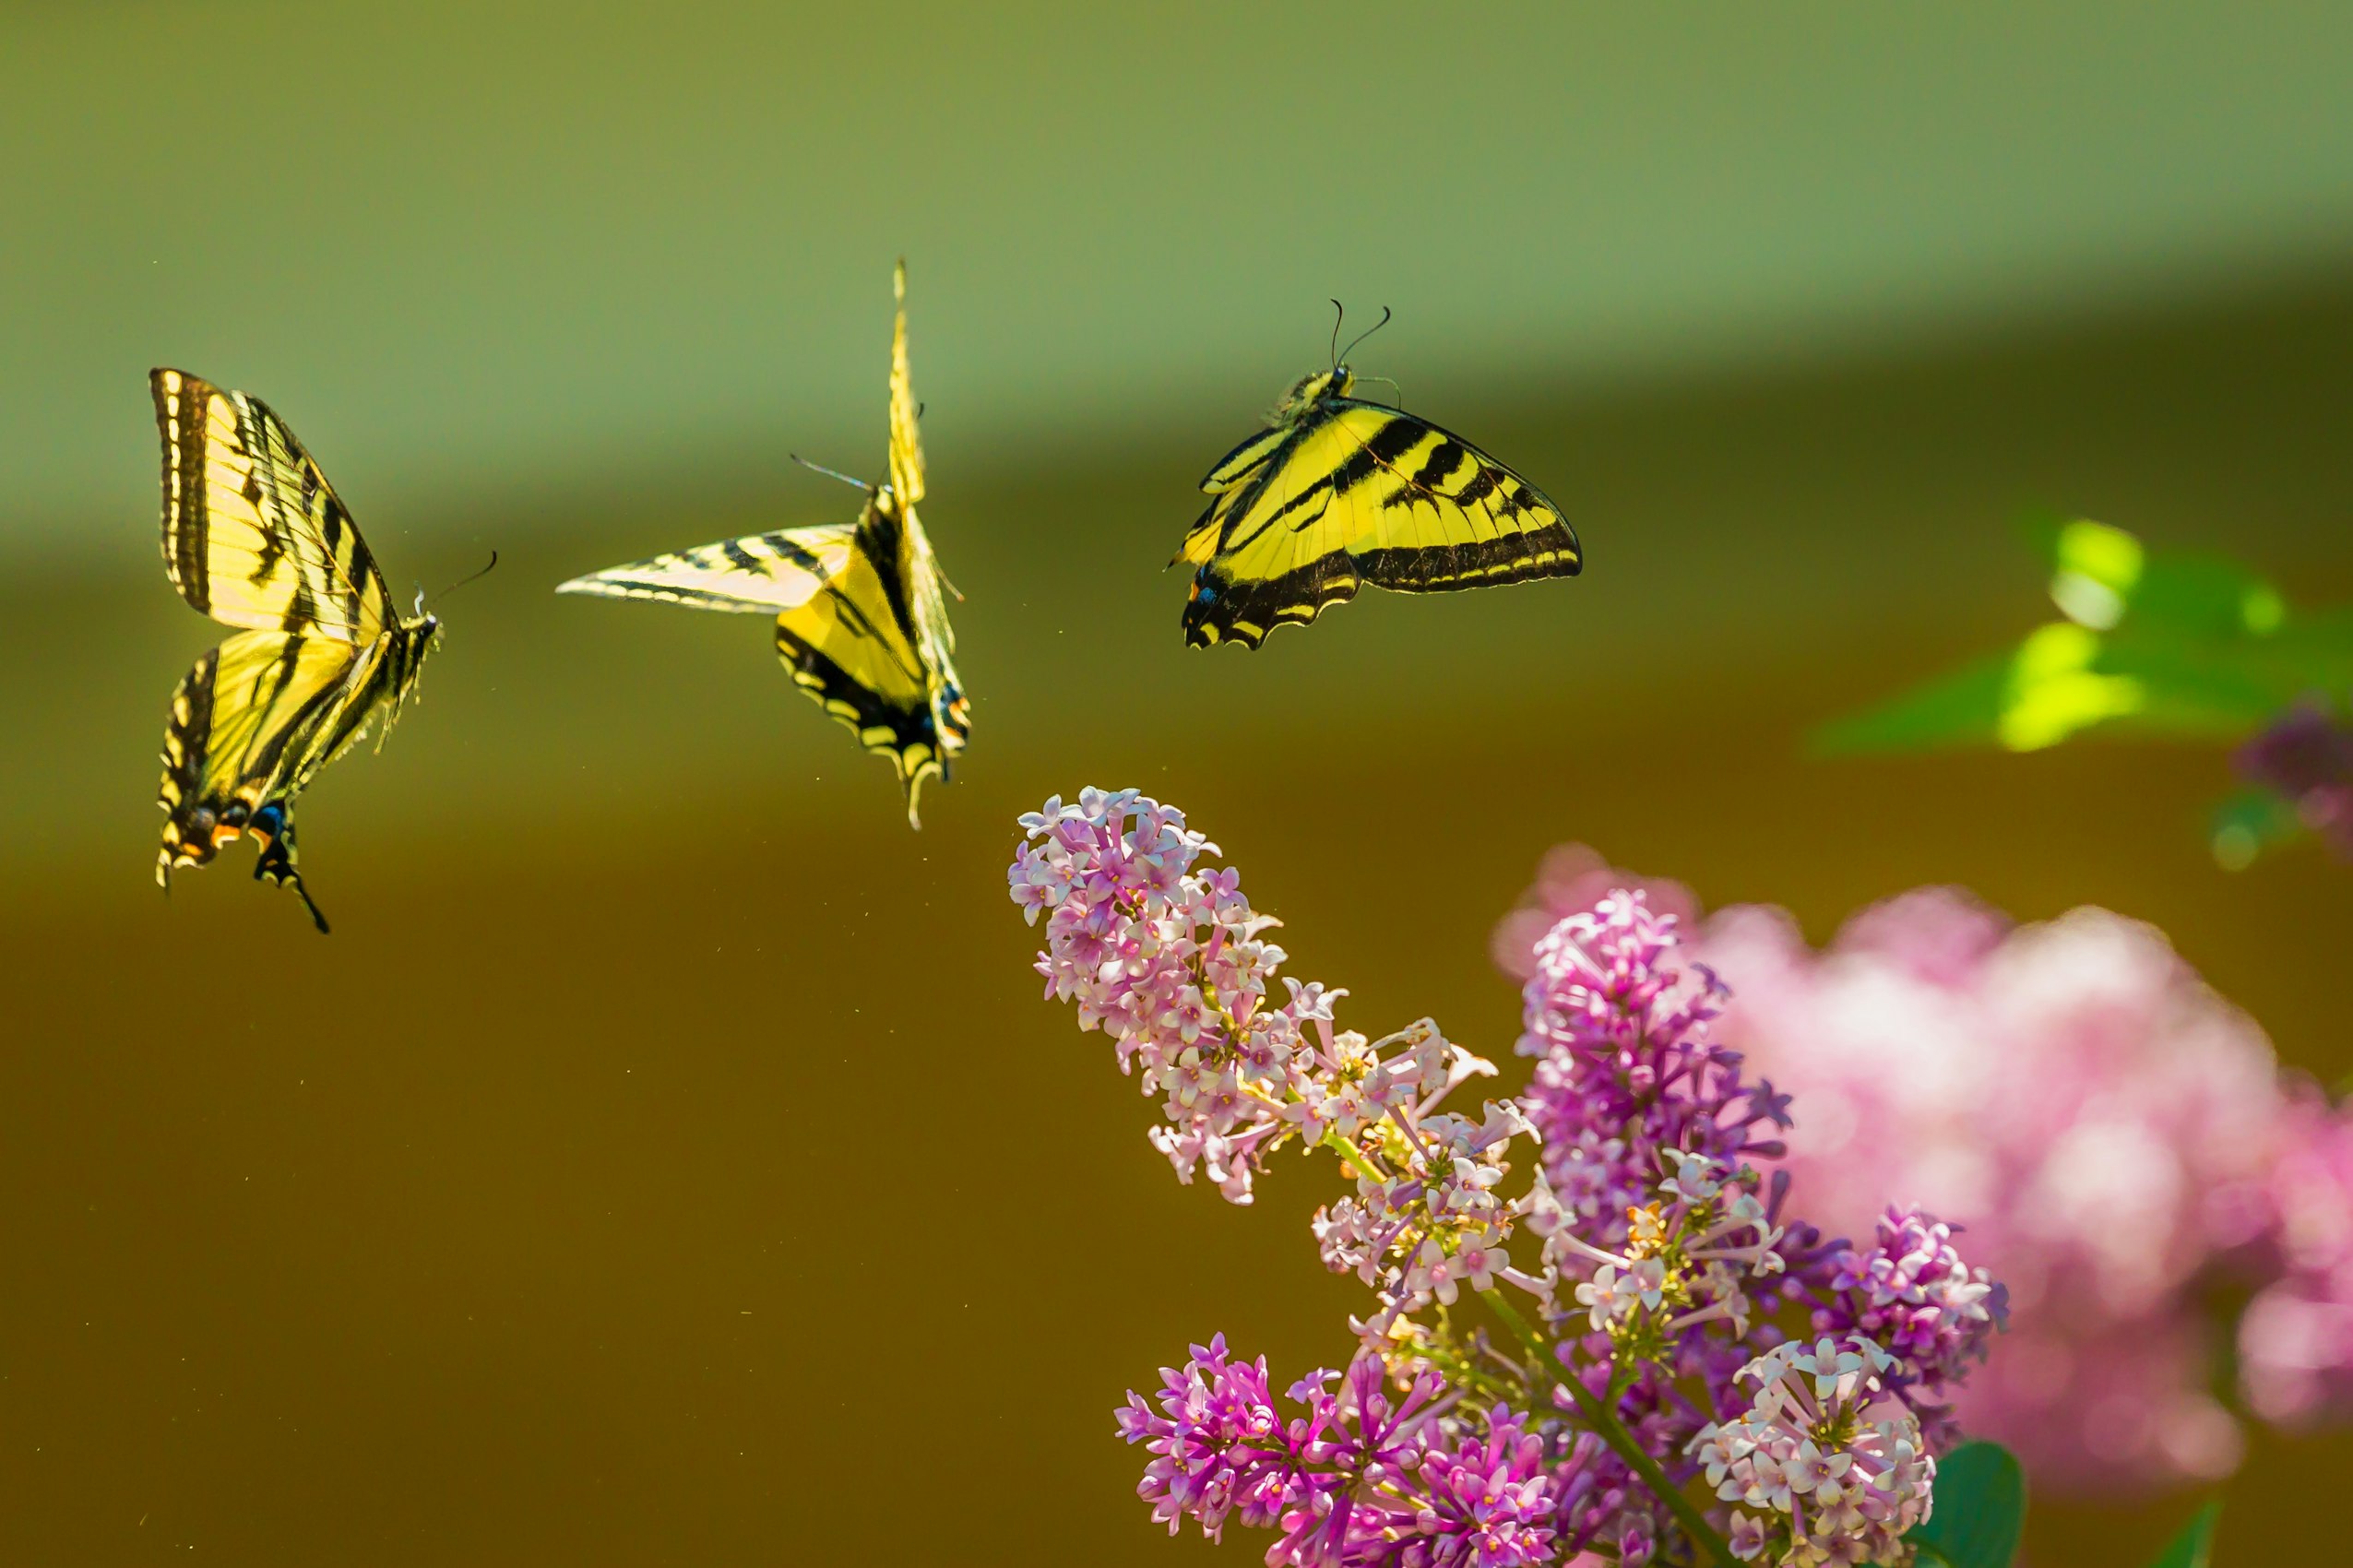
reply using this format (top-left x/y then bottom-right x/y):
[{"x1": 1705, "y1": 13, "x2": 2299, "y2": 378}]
[
  {"x1": 1318, "y1": 1127, "x2": 1385, "y2": 1182},
  {"x1": 1480, "y1": 1288, "x2": 1738, "y2": 1568}
]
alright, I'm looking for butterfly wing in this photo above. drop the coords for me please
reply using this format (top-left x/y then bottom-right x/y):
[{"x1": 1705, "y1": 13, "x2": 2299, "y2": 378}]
[
  {"x1": 775, "y1": 498, "x2": 969, "y2": 827},
  {"x1": 887, "y1": 258, "x2": 924, "y2": 509},
  {"x1": 1181, "y1": 398, "x2": 1581, "y2": 647},
  {"x1": 151, "y1": 368, "x2": 393, "y2": 644},
  {"x1": 555, "y1": 526, "x2": 859, "y2": 613},
  {"x1": 156, "y1": 628, "x2": 374, "y2": 931}
]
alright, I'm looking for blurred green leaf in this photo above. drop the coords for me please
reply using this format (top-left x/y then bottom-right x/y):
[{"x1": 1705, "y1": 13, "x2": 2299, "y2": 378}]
[
  {"x1": 2126, "y1": 552, "x2": 2283, "y2": 638},
  {"x1": 1815, "y1": 654, "x2": 2012, "y2": 754},
  {"x1": 2093, "y1": 627, "x2": 2295, "y2": 732},
  {"x1": 1907, "y1": 1442, "x2": 2025, "y2": 1568},
  {"x1": 1817, "y1": 621, "x2": 2276, "y2": 755},
  {"x1": 1824, "y1": 517, "x2": 2353, "y2": 757},
  {"x1": 2144, "y1": 1502, "x2": 2220, "y2": 1568},
  {"x1": 2267, "y1": 604, "x2": 2353, "y2": 682}
]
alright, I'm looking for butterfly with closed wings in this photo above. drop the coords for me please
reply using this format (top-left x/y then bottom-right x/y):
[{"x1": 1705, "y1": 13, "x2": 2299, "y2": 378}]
[{"x1": 150, "y1": 369, "x2": 452, "y2": 932}]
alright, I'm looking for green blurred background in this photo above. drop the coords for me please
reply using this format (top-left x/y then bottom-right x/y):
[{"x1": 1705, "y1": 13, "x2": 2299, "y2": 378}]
[{"x1": 5, "y1": 3, "x2": 2351, "y2": 1562}]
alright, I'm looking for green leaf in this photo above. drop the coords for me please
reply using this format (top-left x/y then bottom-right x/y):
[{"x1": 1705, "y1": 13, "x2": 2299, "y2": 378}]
[
  {"x1": 1907, "y1": 1442, "x2": 2025, "y2": 1568},
  {"x1": 1813, "y1": 653, "x2": 2013, "y2": 754},
  {"x1": 2145, "y1": 1502, "x2": 2220, "y2": 1568},
  {"x1": 2126, "y1": 552, "x2": 2283, "y2": 638}
]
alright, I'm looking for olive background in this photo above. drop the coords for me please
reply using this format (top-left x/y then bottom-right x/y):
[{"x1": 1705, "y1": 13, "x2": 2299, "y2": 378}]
[{"x1": 4, "y1": 5, "x2": 2352, "y2": 1563}]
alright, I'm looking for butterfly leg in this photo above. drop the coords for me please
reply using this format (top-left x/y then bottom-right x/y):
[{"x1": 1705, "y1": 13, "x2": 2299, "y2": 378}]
[{"x1": 249, "y1": 803, "x2": 330, "y2": 934}]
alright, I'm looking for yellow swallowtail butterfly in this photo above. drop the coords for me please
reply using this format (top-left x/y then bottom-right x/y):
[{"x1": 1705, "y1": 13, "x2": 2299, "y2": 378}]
[
  {"x1": 557, "y1": 260, "x2": 969, "y2": 826},
  {"x1": 1174, "y1": 308, "x2": 1582, "y2": 648},
  {"x1": 150, "y1": 368, "x2": 445, "y2": 932}
]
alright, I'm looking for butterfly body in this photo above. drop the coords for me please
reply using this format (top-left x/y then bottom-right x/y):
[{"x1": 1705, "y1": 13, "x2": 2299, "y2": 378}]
[
  {"x1": 557, "y1": 261, "x2": 968, "y2": 825},
  {"x1": 1177, "y1": 362, "x2": 1582, "y2": 648},
  {"x1": 150, "y1": 368, "x2": 439, "y2": 932}
]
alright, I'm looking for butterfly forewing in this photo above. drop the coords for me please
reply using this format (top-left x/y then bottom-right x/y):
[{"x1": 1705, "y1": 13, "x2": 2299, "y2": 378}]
[
  {"x1": 888, "y1": 259, "x2": 925, "y2": 509},
  {"x1": 555, "y1": 526, "x2": 858, "y2": 613},
  {"x1": 152, "y1": 369, "x2": 391, "y2": 644}
]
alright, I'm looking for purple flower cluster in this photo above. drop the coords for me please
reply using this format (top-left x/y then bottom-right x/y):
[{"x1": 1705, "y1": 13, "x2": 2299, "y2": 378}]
[
  {"x1": 1819, "y1": 1209, "x2": 2008, "y2": 1448},
  {"x1": 1511, "y1": 892, "x2": 2000, "y2": 1562},
  {"x1": 1016, "y1": 794, "x2": 2007, "y2": 1568},
  {"x1": 1515, "y1": 893, "x2": 1793, "y2": 1252},
  {"x1": 1118, "y1": 1339, "x2": 1559, "y2": 1567},
  {"x1": 2235, "y1": 700, "x2": 2353, "y2": 857}
]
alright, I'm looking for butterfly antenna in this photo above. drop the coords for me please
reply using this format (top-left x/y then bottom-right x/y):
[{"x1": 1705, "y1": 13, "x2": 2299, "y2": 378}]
[
  {"x1": 1329, "y1": 299, "x2": 1346, "y2": 370},
  {"x1": 1337, "y1": 305, "x2": 1393, "y2": 367},
  {"x1": 426, "y1": 550, "x2": 500, "y2": 606},
  {"x1": 790, "y1": 453, "x2": 874, "y2": 492}
]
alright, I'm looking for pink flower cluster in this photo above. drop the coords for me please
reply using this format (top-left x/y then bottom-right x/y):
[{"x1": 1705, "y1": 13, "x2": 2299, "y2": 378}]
[
  {"x1": 2240, "y1": 1092, "x2": 2353, "y2": 1425},
  {"x1": 1012, "y1": 791, "x2": 1544, "y2": 1340},
  {"x1": 1014, "y1": 788, "x2": 1325, "y2": 1204},
  {"x1": 1499, "y1": 848, "x2": 2353, "y2": 1491}
]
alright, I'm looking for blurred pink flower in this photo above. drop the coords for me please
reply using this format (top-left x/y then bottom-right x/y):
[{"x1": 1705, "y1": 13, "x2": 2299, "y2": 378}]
[
  {"x1": 1491, "y1": 845, "x2": 1700, "y2": 981},
  {"x1": 1499, "y1": 848, "x2": 2352, "y2": 1493},
  {"x1": 2240, "y1": 1092, "x2": 2353, "y2": 1426}
]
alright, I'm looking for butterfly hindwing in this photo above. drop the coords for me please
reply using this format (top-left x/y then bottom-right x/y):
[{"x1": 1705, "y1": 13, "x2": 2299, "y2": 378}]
[
  {"x1": 151, "y1": 368, "x2": 391, "y2": 643},
  {"x1": 772, "y1": 496, "x2": 970, "y2": 822},
  {"x1": 156, "y1": 629, "x2": 365, "y2": 930},
  {"x1": 1182, "y1": 397, "x2": 1581, "y2": 648}
]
